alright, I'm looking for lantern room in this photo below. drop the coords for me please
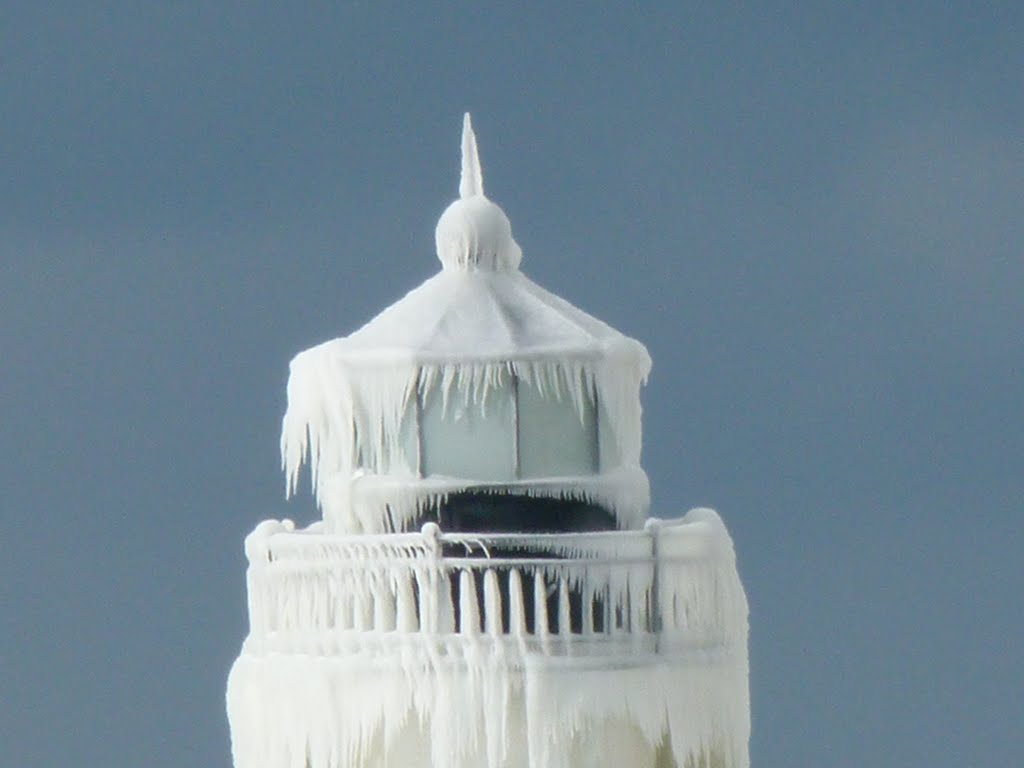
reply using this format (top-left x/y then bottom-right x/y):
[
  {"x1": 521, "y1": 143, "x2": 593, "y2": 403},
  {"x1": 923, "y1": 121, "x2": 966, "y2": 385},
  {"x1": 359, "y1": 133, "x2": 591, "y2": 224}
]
[{"x1": 281, "y1": 115, "x2": 652, "y2": 534}]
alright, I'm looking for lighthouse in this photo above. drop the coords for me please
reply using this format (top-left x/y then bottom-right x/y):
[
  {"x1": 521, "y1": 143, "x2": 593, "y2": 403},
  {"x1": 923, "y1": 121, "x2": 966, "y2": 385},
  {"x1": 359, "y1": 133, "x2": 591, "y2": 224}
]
[{"x1": 227, "y1": 115, "x2": 750, "y2": 768}]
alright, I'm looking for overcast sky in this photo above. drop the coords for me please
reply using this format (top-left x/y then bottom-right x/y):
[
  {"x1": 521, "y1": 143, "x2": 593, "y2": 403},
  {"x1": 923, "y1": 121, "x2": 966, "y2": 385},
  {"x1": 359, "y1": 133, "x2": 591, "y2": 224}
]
[{"x1": 2, "y1": 3, "x2": 1021, "y2": 767}]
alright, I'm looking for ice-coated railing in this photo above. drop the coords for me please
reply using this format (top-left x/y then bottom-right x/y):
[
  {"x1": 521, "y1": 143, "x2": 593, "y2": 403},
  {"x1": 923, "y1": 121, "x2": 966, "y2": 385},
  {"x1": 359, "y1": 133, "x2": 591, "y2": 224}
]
[{"x1": 241, "y1": 508, "x2": 746, "y2": 660}]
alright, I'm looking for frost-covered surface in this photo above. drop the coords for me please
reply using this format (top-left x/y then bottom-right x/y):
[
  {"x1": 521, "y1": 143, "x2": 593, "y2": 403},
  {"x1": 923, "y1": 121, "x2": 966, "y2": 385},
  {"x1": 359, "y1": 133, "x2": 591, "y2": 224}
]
[
  {"x1": 281, "y1": 115, "x2": 651, "y2": 533},
  {"x1": 227, "y1": 509, "x2": 750, "y2": 768}
]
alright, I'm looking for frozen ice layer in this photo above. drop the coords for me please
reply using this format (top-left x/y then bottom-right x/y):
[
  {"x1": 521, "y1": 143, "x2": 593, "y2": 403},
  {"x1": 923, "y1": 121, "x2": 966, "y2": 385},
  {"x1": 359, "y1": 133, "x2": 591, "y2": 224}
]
[{"x1": 228, "y1": 509, "x2": 750, "y2": 768}]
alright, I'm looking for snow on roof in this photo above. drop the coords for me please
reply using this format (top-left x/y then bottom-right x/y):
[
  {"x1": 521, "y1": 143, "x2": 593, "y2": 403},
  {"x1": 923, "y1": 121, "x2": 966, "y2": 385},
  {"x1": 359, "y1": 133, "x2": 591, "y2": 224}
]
[{"x1": 325, "y1": 269, "x2": 647, "y2": 365}]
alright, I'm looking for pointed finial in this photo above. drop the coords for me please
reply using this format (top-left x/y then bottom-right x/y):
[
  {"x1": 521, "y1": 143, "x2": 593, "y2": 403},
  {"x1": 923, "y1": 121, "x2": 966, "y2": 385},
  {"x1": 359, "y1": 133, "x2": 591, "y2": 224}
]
[
  {"x1": 459, "y1": 112, "x2": 484, "y2": 199},
  {"x1": 436, "y1": 113, "x2": 522, "y2": 271}
]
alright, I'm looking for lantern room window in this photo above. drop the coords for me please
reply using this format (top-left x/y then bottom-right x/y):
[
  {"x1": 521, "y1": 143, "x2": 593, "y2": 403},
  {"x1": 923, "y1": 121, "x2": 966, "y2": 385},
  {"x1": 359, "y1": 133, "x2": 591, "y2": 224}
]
[
  {"x1": 404, "y1": 375, "x2": 600, "y2": 482},
  {"x1": 517, "y1": 376, "x2": 597, "y2": 478},
  {"x1": 419, "y1": 380, "x2": 517, "y2": 481}
]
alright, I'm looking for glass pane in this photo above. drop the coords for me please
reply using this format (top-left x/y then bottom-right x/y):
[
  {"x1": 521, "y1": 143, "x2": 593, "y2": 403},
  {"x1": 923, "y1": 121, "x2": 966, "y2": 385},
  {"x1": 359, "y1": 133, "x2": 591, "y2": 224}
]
[
  {"x1": 517, "y1": 378, "x2": 597, "y2": 478},
  {"x1": 420, "y1": 382, "x2": 516, "y2": 481}
]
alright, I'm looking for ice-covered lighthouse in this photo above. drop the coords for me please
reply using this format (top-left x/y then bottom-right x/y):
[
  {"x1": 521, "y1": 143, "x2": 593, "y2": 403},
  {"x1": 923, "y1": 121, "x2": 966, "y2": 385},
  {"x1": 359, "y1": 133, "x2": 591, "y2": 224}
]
[{"x1": 227, "y1": 115, "x2": 749, "y2": 768}]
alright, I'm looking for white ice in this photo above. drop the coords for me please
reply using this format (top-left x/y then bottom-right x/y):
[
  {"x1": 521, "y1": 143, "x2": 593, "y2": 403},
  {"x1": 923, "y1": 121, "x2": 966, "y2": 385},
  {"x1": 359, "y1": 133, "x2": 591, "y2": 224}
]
[{"x1": 228, "y1": 509, "x2": 750, "y2": 768}]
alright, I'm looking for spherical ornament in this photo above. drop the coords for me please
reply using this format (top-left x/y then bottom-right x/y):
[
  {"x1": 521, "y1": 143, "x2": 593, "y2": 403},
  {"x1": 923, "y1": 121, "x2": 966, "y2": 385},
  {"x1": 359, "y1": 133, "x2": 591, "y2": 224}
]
[{"x1": 435, "y1": 195, "x2": 523, "y2": 271}]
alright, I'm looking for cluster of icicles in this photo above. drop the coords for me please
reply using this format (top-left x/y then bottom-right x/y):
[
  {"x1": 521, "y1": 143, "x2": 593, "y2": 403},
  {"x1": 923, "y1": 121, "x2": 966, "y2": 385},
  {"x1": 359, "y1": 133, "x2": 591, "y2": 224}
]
[
  {"x1": 227, "y1": 509, "x2": 750, "y2": 768},
  {"x1": 281, "y1": 349, "x2": 650, "y2": 533}
]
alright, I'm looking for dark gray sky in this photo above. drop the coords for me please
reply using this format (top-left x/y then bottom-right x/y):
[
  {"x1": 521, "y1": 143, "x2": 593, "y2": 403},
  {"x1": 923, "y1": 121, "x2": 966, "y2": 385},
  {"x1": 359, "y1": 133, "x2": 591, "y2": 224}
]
[{"x1": 2, "y1": 3, "x2": 1021, "y2": 766}]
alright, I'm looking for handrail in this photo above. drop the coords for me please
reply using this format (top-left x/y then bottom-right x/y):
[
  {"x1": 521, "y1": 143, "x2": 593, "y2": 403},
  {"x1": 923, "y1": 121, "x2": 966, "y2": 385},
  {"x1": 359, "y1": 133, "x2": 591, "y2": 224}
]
[{"x1": 242, "y1": 510, "x2": 744, "y2": 659}]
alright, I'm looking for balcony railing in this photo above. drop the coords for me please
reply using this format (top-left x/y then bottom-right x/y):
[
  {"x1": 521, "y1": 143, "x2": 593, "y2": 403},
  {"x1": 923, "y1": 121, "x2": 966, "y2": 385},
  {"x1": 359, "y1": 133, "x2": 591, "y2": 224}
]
[{"x1": 241, "y1": 508, "x2": 746, "y2": 662}]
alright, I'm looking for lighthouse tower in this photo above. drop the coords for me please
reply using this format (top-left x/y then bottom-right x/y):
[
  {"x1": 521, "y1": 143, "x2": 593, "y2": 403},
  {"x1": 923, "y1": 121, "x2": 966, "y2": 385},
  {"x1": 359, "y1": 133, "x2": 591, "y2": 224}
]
[{"x1": 227, "y1": 115, "x2": 750, "y2": 768}]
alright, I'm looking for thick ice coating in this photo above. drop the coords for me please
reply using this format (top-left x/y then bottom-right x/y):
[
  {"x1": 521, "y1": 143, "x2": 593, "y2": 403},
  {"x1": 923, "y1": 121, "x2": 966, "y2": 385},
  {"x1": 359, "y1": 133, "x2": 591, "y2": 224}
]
[
  {"x1": 229, "y1": 115, "x2": 751, "y2": 768},
  {"x1": 436, "y1": 195, "x2": 522, "y2": 271},
  {"x1": 281, "y1": 113, "x2": 652, "y2": 533},
  {"x1": 228, "y1": 509, "x2": 751, "y2": 768}
]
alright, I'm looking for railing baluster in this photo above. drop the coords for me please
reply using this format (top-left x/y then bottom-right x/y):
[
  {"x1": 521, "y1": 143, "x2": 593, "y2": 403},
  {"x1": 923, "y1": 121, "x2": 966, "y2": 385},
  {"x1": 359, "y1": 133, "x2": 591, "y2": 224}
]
[
  {"x1": 373, "y1": 578, "x2": 395, "y2": 631},
  {"x1": 615, "y1": 575, "x2": 628, "y2": 634},
  {"x1": 437, "y1": 570, "x2": 456, "y2": 634},
  {"x1": 337, "y1": 575, "x2": 353, "y2": 630},
  {"x1": 630, "y1": 571, "x2": 645, "y2": 640},
  {"x1": 484, "y1": 569, "x2": 503, "y2": 637},
  {"x1": 508, "y1": 569, "x2": 526, "y2": 637},
  {"x1": 533, "y1": 571, "x2": 550, "y2": 640},
  {"x1": 558, "y1": 576, "x2": 571, "y2": 640},
  {"x1": 459, "y1": 569, "x2": 480, "y2": 636},
  {"x1": 422, "y1": 523, "x2": 441, "y2": 634},
  {"x1": 583, "y1": 579, "x2": 596, "y2": 637},
  {"x1": 646, "y1": 518, "x2": 662, "y2": 649},
  {"x1": 249, "y1": 515, "x2": 718, "y2": 657},
  {"x1": 352, "y1": 584, "x2": 370, "y2": 631},
  {"x1": 414, "y1": 567, "x2": 432, "y2": 634},
  {"x1": 395, "y1": 571, "x2": 418, "y2": 632}
]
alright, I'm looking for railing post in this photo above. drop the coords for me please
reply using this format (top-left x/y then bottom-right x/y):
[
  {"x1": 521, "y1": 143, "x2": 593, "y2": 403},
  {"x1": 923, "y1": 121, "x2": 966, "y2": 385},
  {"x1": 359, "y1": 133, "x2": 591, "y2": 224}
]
[
  {"x1": 243, "y1": 519, "x2": 294, "y2": 651},
  {"x1": 645, "y1": 518, "x2": 662, "y2": 652},
  {"x1": 421, "y1": 522, "x2": 441, "y2": 633}
]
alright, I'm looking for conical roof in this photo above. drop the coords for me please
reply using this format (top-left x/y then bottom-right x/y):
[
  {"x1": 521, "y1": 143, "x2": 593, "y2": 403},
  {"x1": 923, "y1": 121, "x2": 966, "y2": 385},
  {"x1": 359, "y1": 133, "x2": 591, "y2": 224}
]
[
  {"x1": 325, "y1": 114, "x2": 648, "y2": 369},
  {"x1": 331, "y1": 269, "x2": 645, "y2": 365}
]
